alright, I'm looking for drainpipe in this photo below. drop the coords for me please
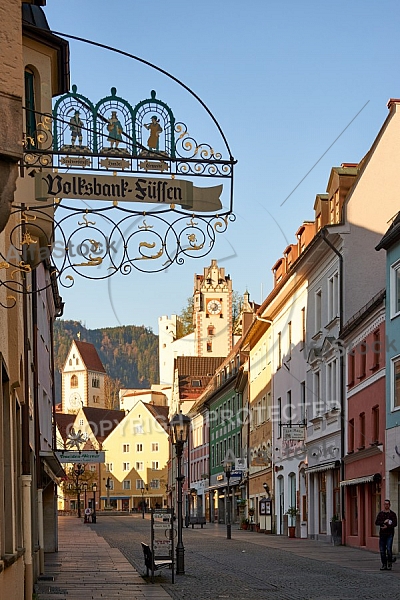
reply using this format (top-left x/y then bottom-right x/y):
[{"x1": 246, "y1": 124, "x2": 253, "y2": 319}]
[
  {"x1": 22, "y1": 212, "x2": 33, "y2": 599},
  {"x1": 320, "y1": 229, "x2": 345, "y2": 525},
  {"x1": 32, "y1": 269, "x2": 45, "y2": 573}
]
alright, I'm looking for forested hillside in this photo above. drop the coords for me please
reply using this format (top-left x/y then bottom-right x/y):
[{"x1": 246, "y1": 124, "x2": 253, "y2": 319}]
[{"x1": 53, "y1": 320, "x2": 159, "y2": 403}]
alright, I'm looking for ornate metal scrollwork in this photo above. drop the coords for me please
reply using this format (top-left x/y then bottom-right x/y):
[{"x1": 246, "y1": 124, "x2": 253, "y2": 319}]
[{"x1": 4, "y1": 83, "x2": 236, "y2": 303}]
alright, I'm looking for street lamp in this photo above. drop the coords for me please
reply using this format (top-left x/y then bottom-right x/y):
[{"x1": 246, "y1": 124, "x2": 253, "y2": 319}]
[
  {"x1": 263, "y1": 482, "x2": 270, "y2": 498},
  {"x1": 170, "y1": 412, "x2": 190, "y2": 575},
  {"x1": 73, "y1": 463, "x2": 85, "y2": 518},
  {"x1": 141, "y1": 484, "x2": 148, "y2": 519},
  {"x1": 223, "y1": 461, "x2": 232, "y2": 540},
  {"x1": 92, "y1": 483, "x2": 97, "y2": 523},
  {"x1": 83, "y1": 482, "x2": 88, "y2": 522}
]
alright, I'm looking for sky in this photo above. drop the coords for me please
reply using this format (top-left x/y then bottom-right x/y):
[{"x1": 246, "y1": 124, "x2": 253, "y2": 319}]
[{"x1": 44, "y1": 0, "x2": 400, "y2": 334}]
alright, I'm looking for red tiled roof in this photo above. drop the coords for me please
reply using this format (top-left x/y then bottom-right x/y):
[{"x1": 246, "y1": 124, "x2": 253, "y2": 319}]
[
  {"x1": 55, "y1": 413, "x2": 76, "y2": 442},
  {"x1": 175, "y1": 356, "x2": 224, "y2": 377},
  {"x1": 82, "y1": 407, "x2": 125, "y2": 442},
  {"x1": 74, "y1": 340, "x2": 106, "y2": 373},
  {"x1": 145, "y1": 404, "x2": 170, "y2": 433}
]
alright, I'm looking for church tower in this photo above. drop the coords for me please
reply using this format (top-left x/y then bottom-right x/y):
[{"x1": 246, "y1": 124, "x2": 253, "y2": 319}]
[
  {"x1": 62, "y1": 340, "x2": 107, "y2": 413},
  {"x1": 193, "y1": 259, "x2": 232, "y2": 357}
]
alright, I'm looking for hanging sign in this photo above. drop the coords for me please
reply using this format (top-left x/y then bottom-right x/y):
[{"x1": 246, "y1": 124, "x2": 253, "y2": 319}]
[
  {"x1": 35, "y1": 172, "x2": 223, "y2": 212},
  {"x1": 283, "y1": 427, "x2": 305, "y2": 441},
  {"x1": 56, "y1": 450, "x2": 105, "y2": 463}
]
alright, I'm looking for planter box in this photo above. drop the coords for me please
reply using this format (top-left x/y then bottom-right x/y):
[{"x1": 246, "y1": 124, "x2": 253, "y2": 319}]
[{"x1": 330, "y1": 521, "x2": 342, "y2": 546}]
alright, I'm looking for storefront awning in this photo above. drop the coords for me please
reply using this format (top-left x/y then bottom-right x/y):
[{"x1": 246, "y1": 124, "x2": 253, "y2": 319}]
[
  {"x1": 305, "y1": 461, "x2": 337, "y2": 474},
  {"x1": 340, "y1": 474, "x2": 374, "y2": 487},
  {"x1": 40, "y1": 450, "x2": 66, "y2": 482}
]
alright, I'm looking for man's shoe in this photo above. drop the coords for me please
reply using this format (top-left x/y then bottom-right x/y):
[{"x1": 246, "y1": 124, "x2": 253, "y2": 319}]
[
  {"x1": 380, "y1": 565, "x2": 387, "y2": 570},
  {"x1": 393, "y1": 556, "x2": 397, "y2": 563},
  {"x1": 388, "y1": 563, "x2": 392, "y2": 570}
]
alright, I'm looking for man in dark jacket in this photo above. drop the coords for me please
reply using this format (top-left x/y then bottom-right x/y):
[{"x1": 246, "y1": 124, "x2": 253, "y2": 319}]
[{"x1": 375, "y1": 499, "x2": 397, "y2": 570}]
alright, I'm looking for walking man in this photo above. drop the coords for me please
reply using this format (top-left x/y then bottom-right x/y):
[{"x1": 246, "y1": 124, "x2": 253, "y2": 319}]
[{"x1": 375, "y1": 499, "x2": 397, "y2": 570}]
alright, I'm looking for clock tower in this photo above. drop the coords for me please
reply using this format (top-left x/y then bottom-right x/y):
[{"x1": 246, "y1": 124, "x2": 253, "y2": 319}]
[
  {"x1": 61, "y1": 340, "x2": 107, "y2": 413},
  {"x1": 193, "y1": 259, "x2": 232, "y2": 357}
]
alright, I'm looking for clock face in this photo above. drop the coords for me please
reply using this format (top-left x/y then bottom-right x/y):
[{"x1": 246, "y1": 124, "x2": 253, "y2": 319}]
[
  {"x1": 207, "y1": 299, "x2": 222, "y2": 315},
  {"x1": 69, "y1": 392, "x2": 81, "y2": 408}
]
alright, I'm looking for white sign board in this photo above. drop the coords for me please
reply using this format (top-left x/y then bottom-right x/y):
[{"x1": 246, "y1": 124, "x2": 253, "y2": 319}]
[
  {"x1": 283, "y1": 427, "x2": 305, "y2": 441},
  {"x1": 56, "y1": 451, "x2": 105, "y2": 463}
]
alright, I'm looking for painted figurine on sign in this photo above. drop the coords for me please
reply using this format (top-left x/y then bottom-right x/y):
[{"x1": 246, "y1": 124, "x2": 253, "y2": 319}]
[
  {"x1": 107, "y1": 111, "x2": 123, "y2": 148},
  {"x1": 144, "y1": 115, "x2": 162, "y2": 151},
  {"x1": 69, "y1": 110, "x2": 83, "y2": 147}
]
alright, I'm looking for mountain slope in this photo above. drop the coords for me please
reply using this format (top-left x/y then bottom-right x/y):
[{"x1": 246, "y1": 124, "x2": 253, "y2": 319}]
[{"x1": 53, "y1": 320, "x2": 159, "y2": 402}]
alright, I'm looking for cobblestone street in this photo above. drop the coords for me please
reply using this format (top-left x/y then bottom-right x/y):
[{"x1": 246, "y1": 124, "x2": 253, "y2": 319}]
[{"x1": 90, "y1": 515, "x2": 400, "y2": 600}]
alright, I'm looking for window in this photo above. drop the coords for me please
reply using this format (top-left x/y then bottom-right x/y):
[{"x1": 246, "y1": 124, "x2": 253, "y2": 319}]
[
  {"x1": 277, "y1": 332, "x2": 282, "y2": 369},
  {"x1": 287, "y1": 391, "x2": 292, "y2": 425},
  {"x1": 326, "y1": 359, "x2": 337, "y2": 410},
  {"x1": 136, "y1": 462, "x2": 144, "y2": 471},
  {"x1": 357, "y1": 341, "x2": 366, "y2": 380},
  {"x1": 288, "y1": 321, "x2": 292, "y2": 357},
  {"x1": 136, "y1": 480, "x2": 145, "y2": 490},
  {"x1": 192, "y1": 380, "x2": 202, "y2": 387},
  {"x1": 358, "y1": 413, "x2": 365, "y2": 450},
  {"x1": 79, "y1": 419, "x2": 84, "y2": 426},
  {"x1": 150, "y1": 479, "x2": 160, "y2": 489},
  {"x1": 106, "y1": 463, "x2": 113, "y2": 472},
  {"x1": 208, "y1": 325, "x2": 215, "y2": 336},
  {"x1": 152, "y1": 461, "x2": 159, "y2": 470},
  {"x1": 372, "y1": 406, "x2": 379, "y2": 444},
  {"x1": 123, "y1": 444, "x2": 130, "y2": 453},
  {"x1": 69, "y1": 359, "x2": 72, "y2": 366},
  {"x1": 313, "y1": 370, "x2": 322, "y2": 416},
  {"x1": 136, "y1": 443, "x2": 143, "y2": 452},
  {"x1": 300, "y1": 382, "x2": 306, "y2": 424},
  {"x1": 348, "y1": 419, "x2": 354, "y2": 453},
  {"x1": 315, "y1": 290, "x2": 322, "y2": 332},
  {"x1": 108, "y1": 479, "x2": 114, "y2": 490},
  {"x1": 347, "y1": 350, "x2": 355, "y2": 387},
  {"x1": 328, "y1": 272, "x2": 339, "y2": 322},
  {"x1": 123, "y1": 480, "x2": 131, "y2": 490},
  {"x1": 134, "y1": 424, "x2": 144, "y2": 434},
  {"x1": 390, "y1": 259, "x2": 400, "y2": 317},
  {"x1": 24, "y1": 69, "x2": 36, "y2": 148},
  {"x1": 207, "y1": 342, "x2": 212, "y2": 352},
  {"x1": 371, "y1": 330, "x2": 380, "y2": 370},
  {"x1": 92, "y1": 377, "x2": 100, "y2": 388},
  {"x1": 152, "y1": 442, "x2": 159, "y2": 452},
  {"x1": 301, "y1": 307, "x2": 306, "y2": 349},
  {"x1": 71, "y1": 374, "x2": 78, "y2": 388},
  {"x1": 277, "y1": 397, "x2": 282, "y2": 438},
  {"x1": 123, "y1": 462, "x2": 130, "y2": 471},
  {"x1": 394, "y1": 357, "x2": 400, "y2": 408}
]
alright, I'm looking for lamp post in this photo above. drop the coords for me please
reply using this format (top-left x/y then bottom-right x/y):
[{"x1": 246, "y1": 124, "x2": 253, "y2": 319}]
[
  {"x1": 73, "y1": 463, "x2": 85, "y2": 518},
  {"x1": 141, "y1": 484, "x2": 148, "y2": 519},
  {"x1": 223, "y1": 461, "x2": 232, "y2": 540},
  {"x1": 83, "y1": 482, "x2": 88, "y2": 522},
  {"x1": 170, "y1": 412, "x2": 190, "y2": 575},
  {"x1": 92, "y1": 483, "x2": 97, "y2": 523}
]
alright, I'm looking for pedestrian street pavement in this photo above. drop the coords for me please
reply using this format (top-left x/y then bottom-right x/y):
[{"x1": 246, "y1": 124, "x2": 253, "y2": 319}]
[{"x1": 34, "y1": 516, "x2": 172, "y2": 600}]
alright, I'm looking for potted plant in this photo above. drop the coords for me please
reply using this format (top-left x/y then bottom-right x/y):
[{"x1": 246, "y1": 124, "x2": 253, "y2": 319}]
[
  {"x1": 330, "y1": 514, "x2": 342, "y2": 546},
  {"x1": 286, "y1": 506, "x2": 299, "y2": 538},
  {"x1": 241, "y1": 518, "x2": 249, "y2": 530}
]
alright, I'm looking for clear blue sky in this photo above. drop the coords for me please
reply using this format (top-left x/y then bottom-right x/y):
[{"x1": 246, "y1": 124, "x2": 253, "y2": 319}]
[{"x1": 44, "y1": 0, "x2": 400, "y2": 333}]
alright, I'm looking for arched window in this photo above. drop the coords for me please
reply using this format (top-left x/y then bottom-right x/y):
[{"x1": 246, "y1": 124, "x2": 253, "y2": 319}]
[{"x1": 71, "y1": 374, "x2": 78, "y2": 388}]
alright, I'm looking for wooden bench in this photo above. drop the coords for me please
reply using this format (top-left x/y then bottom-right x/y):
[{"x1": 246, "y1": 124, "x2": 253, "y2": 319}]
[
  {"x1": 189, "y1": 516, "x2": 206, "y2": 528},
  {"x1": 141, "y1": 542, "x2": 174, "y2": 583}
]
